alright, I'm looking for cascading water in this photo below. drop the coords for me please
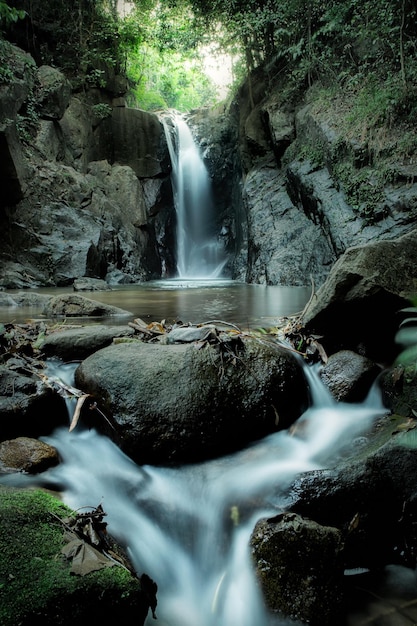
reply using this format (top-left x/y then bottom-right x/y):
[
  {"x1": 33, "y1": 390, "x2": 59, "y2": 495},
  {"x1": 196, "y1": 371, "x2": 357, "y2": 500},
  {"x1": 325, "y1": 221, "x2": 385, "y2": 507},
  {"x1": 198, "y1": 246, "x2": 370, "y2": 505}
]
[
  {"x1": 163, "y1": 115, "x2": 226, "y2": 279},
  {"x1": 2, "y1": 360, "x2": 388, "y2": 626}
]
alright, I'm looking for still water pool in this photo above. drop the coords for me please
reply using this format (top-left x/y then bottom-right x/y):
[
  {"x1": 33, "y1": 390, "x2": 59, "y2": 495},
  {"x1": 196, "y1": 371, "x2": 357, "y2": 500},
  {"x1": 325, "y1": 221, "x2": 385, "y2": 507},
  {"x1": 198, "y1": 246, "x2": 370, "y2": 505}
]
[{"x1": 1, "y1": 279, "x2": 311, "y2": 328}]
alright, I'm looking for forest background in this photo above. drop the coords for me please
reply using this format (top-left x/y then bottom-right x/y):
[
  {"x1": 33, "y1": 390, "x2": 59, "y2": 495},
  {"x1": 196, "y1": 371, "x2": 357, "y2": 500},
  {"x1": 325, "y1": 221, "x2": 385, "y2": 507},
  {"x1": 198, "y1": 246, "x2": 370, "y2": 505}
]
[{"x1": 1, "y1": 0, "x2": 416, "y2": 134}]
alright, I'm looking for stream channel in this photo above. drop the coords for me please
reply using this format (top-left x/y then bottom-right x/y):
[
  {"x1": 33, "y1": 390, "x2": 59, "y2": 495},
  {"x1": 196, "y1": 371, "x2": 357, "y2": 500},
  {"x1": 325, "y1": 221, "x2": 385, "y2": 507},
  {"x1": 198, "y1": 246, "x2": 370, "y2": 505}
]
[
  {"x1": 3, "y1": 114, "x2": 417, "y2": 625},
  {"x1": 5, "y1": 349, "x2": 417, "y2": 625}
]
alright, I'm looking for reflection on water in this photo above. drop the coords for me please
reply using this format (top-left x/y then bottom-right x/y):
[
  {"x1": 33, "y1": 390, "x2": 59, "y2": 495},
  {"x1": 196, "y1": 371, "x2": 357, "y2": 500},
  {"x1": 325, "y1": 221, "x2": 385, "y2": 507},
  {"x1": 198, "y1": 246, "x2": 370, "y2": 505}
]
[{"x1": 1, "y1": 279, "x2": 311, "y2": 329}]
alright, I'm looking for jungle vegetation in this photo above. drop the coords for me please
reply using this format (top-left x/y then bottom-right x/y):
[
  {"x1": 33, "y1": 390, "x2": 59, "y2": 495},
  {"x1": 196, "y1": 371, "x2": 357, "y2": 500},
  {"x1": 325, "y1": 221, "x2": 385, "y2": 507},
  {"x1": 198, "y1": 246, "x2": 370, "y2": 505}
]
[{"x1": 1, "y1": 0, "x2": 416, "y2": 121}]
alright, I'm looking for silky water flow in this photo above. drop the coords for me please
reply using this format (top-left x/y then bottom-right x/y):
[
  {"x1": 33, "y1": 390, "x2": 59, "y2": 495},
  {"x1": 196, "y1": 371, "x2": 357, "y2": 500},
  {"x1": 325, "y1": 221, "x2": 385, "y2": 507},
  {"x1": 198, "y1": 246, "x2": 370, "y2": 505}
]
[
  {"x1": 163, "y1": 115, "x2": 226, "y2": 279},
  {"x1": 3, "y1": 358, "x2": 389, "y2": 626}
]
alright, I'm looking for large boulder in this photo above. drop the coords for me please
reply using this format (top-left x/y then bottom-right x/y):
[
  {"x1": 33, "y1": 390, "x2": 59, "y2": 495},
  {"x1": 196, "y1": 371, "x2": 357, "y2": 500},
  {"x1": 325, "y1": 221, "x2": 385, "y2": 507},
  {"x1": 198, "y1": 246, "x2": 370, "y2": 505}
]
[
  {"x1": 0, "y1": 158, "x2": 164, "y2": 288},
  {"x1": 36, "y1": 65, "x2": 71, "y2": 120},
  {"x1": 301, "y1": 229, "x2": 417, "y2": 363},
  {"x1": 289, "y1": 434, "x2": 417, "y2": 572},
  {"x1": 74, "y1": 337, "x2": 309, "y2": 464},
  {"x1": 0, "y1": 43, "x2": 36, "y2": 122}
]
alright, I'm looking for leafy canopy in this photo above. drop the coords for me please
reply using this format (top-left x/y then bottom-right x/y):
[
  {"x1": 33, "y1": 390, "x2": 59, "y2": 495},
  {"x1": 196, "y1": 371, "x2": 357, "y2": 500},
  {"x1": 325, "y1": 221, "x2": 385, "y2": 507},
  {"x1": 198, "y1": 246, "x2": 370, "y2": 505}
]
[{"x1": 3, "y1": 0, "x2": 417, "y2": 114}]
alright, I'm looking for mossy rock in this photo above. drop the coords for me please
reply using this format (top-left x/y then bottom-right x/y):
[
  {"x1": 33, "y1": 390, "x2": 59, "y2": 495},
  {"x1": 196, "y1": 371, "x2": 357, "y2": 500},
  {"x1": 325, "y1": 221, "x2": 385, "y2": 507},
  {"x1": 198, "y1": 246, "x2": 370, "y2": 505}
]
[{"x1": 0, "y1": 486, "x2": 149, "y2": 626}]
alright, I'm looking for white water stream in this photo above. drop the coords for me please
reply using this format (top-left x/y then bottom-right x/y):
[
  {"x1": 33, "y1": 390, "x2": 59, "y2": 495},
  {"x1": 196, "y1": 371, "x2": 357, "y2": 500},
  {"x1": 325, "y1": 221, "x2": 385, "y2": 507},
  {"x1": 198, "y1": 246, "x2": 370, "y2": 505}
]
[
  {"x1": 7, "y1": 360, "x2": 388, "y2": 626},
  {"x1": 163, "y1": 115, "x2": 226, "y2": 279}
]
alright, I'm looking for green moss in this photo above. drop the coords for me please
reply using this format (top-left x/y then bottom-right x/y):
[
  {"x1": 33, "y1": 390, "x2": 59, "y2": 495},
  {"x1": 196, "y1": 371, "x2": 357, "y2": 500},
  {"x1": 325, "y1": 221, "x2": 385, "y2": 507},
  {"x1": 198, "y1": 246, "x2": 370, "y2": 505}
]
[{"x1": 0, "y1": 487, "x2": 147, "y2": 626}]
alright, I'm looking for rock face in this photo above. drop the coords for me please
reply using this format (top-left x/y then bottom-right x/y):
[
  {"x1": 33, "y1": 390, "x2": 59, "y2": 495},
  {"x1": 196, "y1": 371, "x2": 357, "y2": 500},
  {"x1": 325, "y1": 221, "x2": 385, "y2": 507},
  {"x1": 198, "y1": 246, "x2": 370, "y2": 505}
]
[
  {"x1": 242, "y1": 157, "x2": 336, "y2": 285},
  {"x1": 74, "y1": 338, "x2": 309, "y2": 464},
  {"x1": 189, "y1": 68, "x2": 417, "y2": 286},
  {"x1": 0, "y1": 43, "x2": 175, "y2": 288}
]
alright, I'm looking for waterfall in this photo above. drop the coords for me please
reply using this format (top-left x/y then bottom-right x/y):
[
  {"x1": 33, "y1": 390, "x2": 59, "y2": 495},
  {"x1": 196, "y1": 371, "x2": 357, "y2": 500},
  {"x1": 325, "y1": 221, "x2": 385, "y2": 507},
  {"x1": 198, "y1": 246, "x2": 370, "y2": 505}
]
[
  {"x1": 163, "y1": 114, "x2": 226, "y2": 279},
  {"x1": 1, "y1": 361, "x2": 388, "y2": 626}
]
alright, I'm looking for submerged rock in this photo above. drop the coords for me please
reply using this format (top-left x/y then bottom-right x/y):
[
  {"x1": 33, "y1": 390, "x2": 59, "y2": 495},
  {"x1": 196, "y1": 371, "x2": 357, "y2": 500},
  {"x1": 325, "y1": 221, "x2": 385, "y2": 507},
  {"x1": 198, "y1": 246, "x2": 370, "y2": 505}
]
[
  {"x1": 0, "y1": 437, "x2": 59, "y2": 474},
  {"x1": 74, "y1": 337, "x2": 308, "y2": 464},
  {"x1": 43, "y1": 294, "x2": 132, "y2": 318},
  {"x1": 73, "y1": 277, "x2": 111, "y2": 292}
]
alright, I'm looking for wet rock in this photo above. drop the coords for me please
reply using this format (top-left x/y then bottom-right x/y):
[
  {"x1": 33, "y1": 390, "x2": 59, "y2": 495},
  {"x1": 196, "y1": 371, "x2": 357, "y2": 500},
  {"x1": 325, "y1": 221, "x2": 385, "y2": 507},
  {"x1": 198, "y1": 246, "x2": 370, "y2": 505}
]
[
  {"x1": 319, "y1": 350, "x2": 382, "y2": 402},
  {"x1": 40, "y1": 324, "x2": 135, "y2": 360},
  {"x1": 74, "y1": 337, "x2": 308, "y2": 464},
  {"x1": 36, "y1": 65, "x2": 71, "y2": 120},
  {"x1": 0, "y1": 366, "x2": 68, "y2": 440},
  {"x1": 43, "y1": 294, "x2": 132, "y2": 318},
  {"x1": 380, "y1": 363, "x2": 417, "y2": 419},
  {"x1": 0, "y1": 437, "x2": 59, "y2": 474},
  {"x1": 289, "y1": 431, "x2": 417, "y2": 571},
  {"x1": 73, "y1": 277, "x2": 111, "y2": 292},
  {"x1": 0, "y1": 293, "x2": 19, "y2": 307},
  {"x1": 164, "y1": 325, "x2": 217, "y2": 344},
  {"x1": 301, "y1": 229, "x2": 417, "y2": 362},
  {"x1": 251, "y1": 512, "x2": 344, "y2": 626}
]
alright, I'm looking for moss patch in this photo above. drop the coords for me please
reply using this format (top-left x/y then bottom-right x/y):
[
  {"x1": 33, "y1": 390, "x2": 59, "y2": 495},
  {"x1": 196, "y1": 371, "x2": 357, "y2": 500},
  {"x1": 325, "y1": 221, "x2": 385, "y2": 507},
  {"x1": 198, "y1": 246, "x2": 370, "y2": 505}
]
[{"x1": 0, "y1": 486, "x2": 148, "y2": 626}]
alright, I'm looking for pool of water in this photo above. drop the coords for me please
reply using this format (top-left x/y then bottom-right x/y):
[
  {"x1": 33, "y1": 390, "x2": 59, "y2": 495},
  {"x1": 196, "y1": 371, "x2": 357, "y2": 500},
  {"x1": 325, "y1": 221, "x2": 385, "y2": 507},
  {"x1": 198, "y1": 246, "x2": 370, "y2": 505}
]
[{"x1": 0, "y1": 279, "x2": 311, "y2": 329}]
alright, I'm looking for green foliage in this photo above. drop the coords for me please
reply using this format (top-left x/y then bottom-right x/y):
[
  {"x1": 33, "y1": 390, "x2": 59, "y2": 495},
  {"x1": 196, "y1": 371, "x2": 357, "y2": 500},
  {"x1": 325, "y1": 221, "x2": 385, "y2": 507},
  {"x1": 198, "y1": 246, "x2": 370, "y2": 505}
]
[
  {"x1": 3, "y1": 0, "x2": 417, "y2": 114},
  {"x1": 15, "y1": 95, "x2": 39, "y2": 144},
  {"x1": 0, "y1": 486, "x2": 141, "y2": 626},
  {"x1": 333, "y1": 161, "x2": 390, "y2": 224},
  {"x1": 128, "y1": 44, "x2": 215, "y2": 111},
  {"x1": 396, "y1": 303, "x2": 417, "y2": 367},
  {"x1": 0, "y1": 1, "x2": 25, "y2": 29},
  {"x1": 91, "y1": 103, "x2": 113, "y2": 120}
]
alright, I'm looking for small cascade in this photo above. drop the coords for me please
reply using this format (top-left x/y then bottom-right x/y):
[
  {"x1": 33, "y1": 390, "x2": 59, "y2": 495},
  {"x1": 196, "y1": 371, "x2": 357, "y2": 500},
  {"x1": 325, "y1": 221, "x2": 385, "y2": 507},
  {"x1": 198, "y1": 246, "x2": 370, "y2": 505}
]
[
  {"x1": 163, "y1": 114, "x2": 226, "y2": 279},
  {"x1": 1, "y1": 359, "x2": 389, "y2": 626}
]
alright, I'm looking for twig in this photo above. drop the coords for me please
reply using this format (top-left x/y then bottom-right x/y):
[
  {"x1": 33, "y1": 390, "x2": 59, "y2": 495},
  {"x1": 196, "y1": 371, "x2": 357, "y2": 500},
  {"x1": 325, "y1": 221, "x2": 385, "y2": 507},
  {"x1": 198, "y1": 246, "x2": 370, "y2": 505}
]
[
  {"x1": 198, "y1": 319, "x2": 243, "y2": 333},
  {"x1": 297, "y1": 275, "x2": 316, "y2": 324}
]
